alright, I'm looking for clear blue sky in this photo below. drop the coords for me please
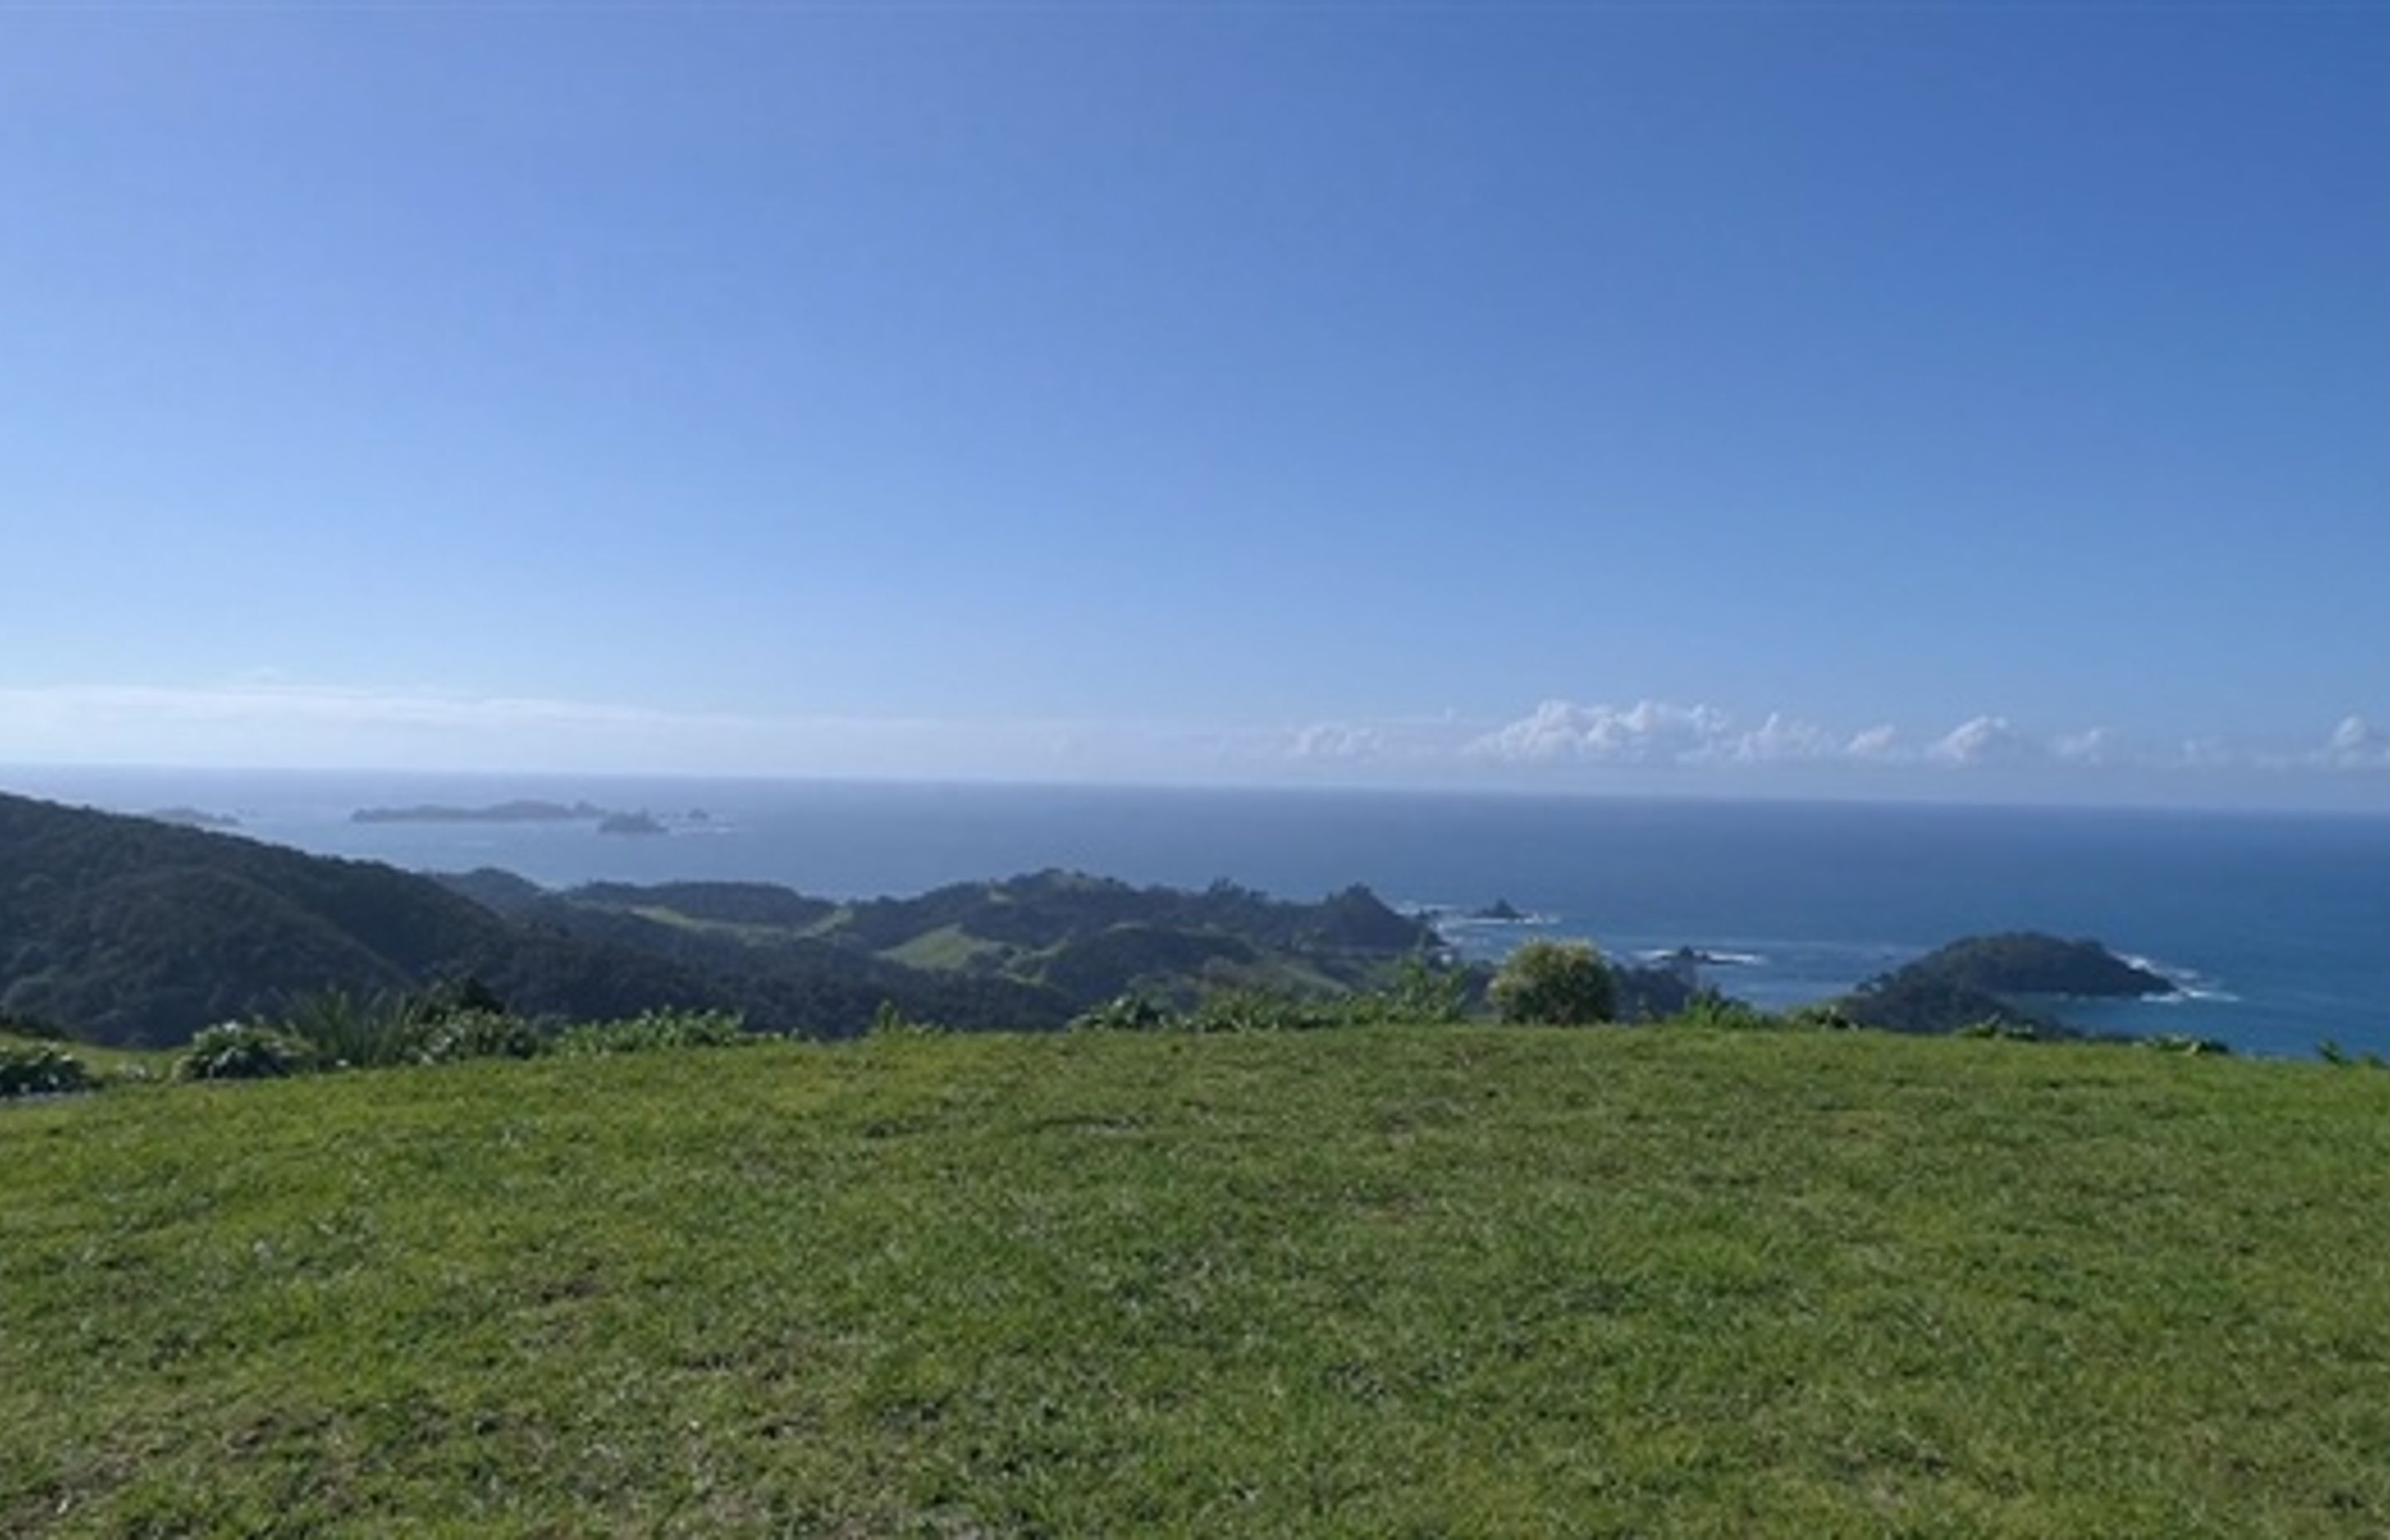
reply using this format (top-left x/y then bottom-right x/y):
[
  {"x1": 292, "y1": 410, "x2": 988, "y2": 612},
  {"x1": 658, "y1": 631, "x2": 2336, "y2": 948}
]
[{"x1": 3, "y1": 4, "x2": 2385, "y2": 804}]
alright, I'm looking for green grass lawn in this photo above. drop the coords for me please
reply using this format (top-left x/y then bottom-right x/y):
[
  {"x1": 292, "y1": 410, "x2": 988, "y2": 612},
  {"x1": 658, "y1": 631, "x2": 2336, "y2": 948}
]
[{"x1": 7, "y1": 1027, "x2": 2390, "y2": 1536}]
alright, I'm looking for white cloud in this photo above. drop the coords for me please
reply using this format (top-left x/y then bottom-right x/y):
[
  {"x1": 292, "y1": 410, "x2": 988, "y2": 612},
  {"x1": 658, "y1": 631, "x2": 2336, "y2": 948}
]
[
  {"x1": 1466, "y1": 699, "x2": 1733, "y2": 765},
  {"x1": 1924, "y1": 715, "x2": 2045, "y2": 768},
  {"x1": 2053, "y1": 726, "x2": 2117, "y2": 765},
  {"x1": 1845, "y1": 724, "x2": 1901, "y2": 761},
  {"x1": 1470, "y1": 700, "x2": 1861, "y2": 768},
  {"x1": 8, "y1": 678, "x2": 2386, "y2": 796},
  {"x1": 1288, "y1": 722, "x2": 1387, "y2": 762},
  {"x1": 1719, "y1": 711, "x2": 1837, "y2": 764},
  {"x1": 2324, "y1": 714, "x2": 2389, "y2": 769}
]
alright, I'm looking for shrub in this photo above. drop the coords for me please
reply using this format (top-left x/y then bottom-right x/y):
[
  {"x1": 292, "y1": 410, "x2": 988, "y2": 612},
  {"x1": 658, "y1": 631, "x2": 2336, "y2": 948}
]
[
  {"x1": 0, "y1": 1042, "x2": 91, "y2": 1098},
  {"x1": 273, "y1": 987, "x2": 427, "y2": 1069},
  {"x1": 272, "y1": 981, "x2": 541, "y2": 1070},
  {"x1": 414, "y1": 1009, "x2": 547, "y2": 1064},
  {"x1": 1671, "y1": 994, "x2": 1780, "y2": 1032},
  {"x1": 1490, "y1": 940, "x2": 1617, "y2": 1026},
  {"x1": 1781, "y1": 1004, "x2": 1861, "y2": 1032},
  {"x1": 1345, "y1": 955, "x2": 1472, "y2": 1026},
  {"x1": 867, "y1": 1001, "x2": 947, "y2": 1038},
  {"x1": 558, "y1": 1009, "x2": 751, "y2": 1055},
  {"x1": 1183, "y1": 988, "x2": 1338, "y2": 1034},
  {"x1": 1957, "y1": 1019, "x2": 2042, "y2": 1041},
  {"x1": 177, "y1": 1023, "x2": 319, "y2": 1082},
  {"x1": 1070, "y1": 993, "x2": 1173, "y2": 1032}
]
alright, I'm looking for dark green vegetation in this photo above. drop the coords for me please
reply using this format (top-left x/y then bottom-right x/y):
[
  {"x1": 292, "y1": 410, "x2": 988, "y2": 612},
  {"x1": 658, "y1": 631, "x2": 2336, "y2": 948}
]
[
  {"x1": 142, "y1": 806, "x2": 241, "y2": 831},
  {"x1": 0, "y1": 793, "x2": 1440, "y2": 1047},
  {"x1": 0, "y1": 1039, "x2": 90, "y2": 1096},
  {"x1": 0, "y1": 792, "x2": 737, "y2": 1046},
  {"x1": 509, "y1": 868, "x2": 1436, "y2": 1006},
  {"x1": 1490, "y1": 938, "x2": 1618, "y2": 1025},
  {"x1": 7, "y1": 1028, "x2": 2389, "y2": 1534},
  {"x1": 1838, "y1": 933, "x2": 2183, "y2": 1040},
  {"x1": 1893, "y1": 933, "x2": 2173, "y2": 999}
]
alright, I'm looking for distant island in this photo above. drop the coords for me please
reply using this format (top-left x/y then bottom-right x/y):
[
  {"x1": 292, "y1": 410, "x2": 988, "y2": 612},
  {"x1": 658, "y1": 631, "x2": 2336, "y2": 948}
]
[
  {"x1": 1837, "y1": 933, "x2": 2177, "y2": 1037},
  {"x1": 1661, "y1": 946, "x2": 1756, "y2": 968},
  {"x1": 1475, "y1": 899, "x2": 1528, "y2": 922},
  {"x1": 353, "y1": 800, "x2": 611, "y2": 825},
  {"x1": 597, "y1": 811, "x2": 666, "y2": 836}
]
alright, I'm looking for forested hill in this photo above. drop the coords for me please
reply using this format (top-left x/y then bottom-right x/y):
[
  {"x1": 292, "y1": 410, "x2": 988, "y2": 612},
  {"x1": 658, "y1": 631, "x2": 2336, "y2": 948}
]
[
  {"x1": 0, "y1": 792, "x2": 1442, "y2": 1048},
  {"x1": 438, "y1": 868, "x2": 1441, "y2": 1015},
  {"x1": 0, "y1": 792, "x2": 734, "y2": 1045}
]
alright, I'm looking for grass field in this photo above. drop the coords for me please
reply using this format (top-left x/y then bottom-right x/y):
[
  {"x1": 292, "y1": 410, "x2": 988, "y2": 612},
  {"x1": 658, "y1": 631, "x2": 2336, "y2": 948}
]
[{"x1": 7, "y1": 1026, "x2": 2390, "y2": 1535}]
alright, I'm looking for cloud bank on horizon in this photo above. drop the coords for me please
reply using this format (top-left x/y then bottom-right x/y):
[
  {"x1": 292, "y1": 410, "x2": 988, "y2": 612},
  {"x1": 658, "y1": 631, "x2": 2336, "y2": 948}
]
[
  {"x1": 3, "y1": 680, "x2": 2386, "y2": 800},
  {"x1": 1452, "y1": 700, "x2": 2390, "y2": 778}
]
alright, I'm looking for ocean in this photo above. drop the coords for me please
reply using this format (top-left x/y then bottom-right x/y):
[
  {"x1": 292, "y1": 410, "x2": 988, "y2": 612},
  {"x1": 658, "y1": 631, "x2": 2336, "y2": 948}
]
[{"x1": 12, "y1": 767, "x2": 2388, "y2": 1059}]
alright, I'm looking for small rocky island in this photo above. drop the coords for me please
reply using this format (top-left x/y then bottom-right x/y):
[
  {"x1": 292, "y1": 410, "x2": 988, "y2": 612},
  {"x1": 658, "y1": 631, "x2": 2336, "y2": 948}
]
[
  {"x1": 597, "y1": 811, "x2": 667, "y2": 837},
  {"x1": 1663, "y1": 946, "x2": 1754, "y2": 968},
  {"x1": 1474, "y1": 898, "x2": 1528, "y2": 922},
  {"x1": 353, "y1": 800, "x2": 611, "y2": 825},
  {"x1": 1836, "y1": 932, "x2": 2175, "y2": 1037}
]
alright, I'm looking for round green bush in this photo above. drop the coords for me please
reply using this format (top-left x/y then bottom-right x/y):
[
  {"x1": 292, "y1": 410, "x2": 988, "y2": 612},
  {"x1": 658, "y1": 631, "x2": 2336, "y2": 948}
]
[
  {"x1": 176, "y1": 1023, "x2": 319, "y2": 1082},
  {"x1": 0, "y1": 1042, "x2": 91, "y2": 1098},
  {"x1": 1490, "y1": 939, "x2": 1617, "y2": 1026}
]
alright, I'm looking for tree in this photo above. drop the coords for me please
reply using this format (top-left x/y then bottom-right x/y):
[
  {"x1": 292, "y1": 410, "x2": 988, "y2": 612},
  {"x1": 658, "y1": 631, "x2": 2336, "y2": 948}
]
[{"x1": 1490, "y1": 939, "x2": 1616, "y2": 1026}]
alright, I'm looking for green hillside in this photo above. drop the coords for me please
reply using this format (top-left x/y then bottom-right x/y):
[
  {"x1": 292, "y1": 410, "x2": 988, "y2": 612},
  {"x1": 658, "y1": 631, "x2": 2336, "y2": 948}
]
[
  {"x1": 0, "y1": 792, "x2": 1451, "y2": 1046},
  {"x1": 0, "y1": 792, "x2": 742, "y2": 1045},
  {"x1": 519, "y1": 869, "x2": 1447, "y2": 1013},
  {"x1": 7, "y1": 1027, "x2": 2389, "y2": 1535}
]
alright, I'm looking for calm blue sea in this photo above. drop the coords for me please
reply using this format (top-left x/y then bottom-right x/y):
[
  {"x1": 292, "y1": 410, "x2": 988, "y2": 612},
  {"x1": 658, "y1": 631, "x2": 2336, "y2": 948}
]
[{"x1": 12, "y1": 768, "x2": 2388, "y2": 1059}]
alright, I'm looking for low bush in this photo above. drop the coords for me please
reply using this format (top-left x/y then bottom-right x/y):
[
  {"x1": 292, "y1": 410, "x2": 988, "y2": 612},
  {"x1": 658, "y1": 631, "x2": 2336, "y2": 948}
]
[
  {"x1": 1781, "y1": 1003, "x2": 1862, "y2": 1032},
  {"x1": 1338, "y1": 955, "x2": 1475, "y2": 1026},
  {"x1": 273, "y1": 987, "x2": 428, "y2": 1069},
  {"x1": 867, "y1": 1001, "x2": 948, "y2": 1038},
  {"x1": 1076, "y1": 962, "x2": 1477, "y2": 1035},
  {"x1": 1958, "y1": 1018, "x2": 2045, "y2": 1042},
  {"x1": 1181, "y1": 989, "x2": 1340, "y2": 1034},
  {"x1": 1490, "y1": 940, "x2": 1617, "y2": 1026},
  {"x1": 558, "y1": 1009, "x2": 752, "y2": 1055},
  {"x1": 177, "y1": 1023, "x2": 320, "y2": 1082},
  {"x1": 413, "y1": 1009, "x2": 547, "y2": 1064},
  {"x1": 0, "y1": 1041, "x2": 91, "y2": 1098},
  {"x1": 1069, "y1": 992, "x2": 1172, "y2": 1033},
  {"x1": 1669, "y1": 994, "x2": 1782, "y2": 1032},
  {"x1": 272, "y1": 981, "x2": 540, "y2": 1070}
]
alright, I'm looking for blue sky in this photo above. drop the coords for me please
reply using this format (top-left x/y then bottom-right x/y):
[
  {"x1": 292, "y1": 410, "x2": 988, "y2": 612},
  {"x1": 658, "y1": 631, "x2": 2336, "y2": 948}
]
[{"x1": 3, "y1": 5, "x2": 2385, "y2": 805}]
